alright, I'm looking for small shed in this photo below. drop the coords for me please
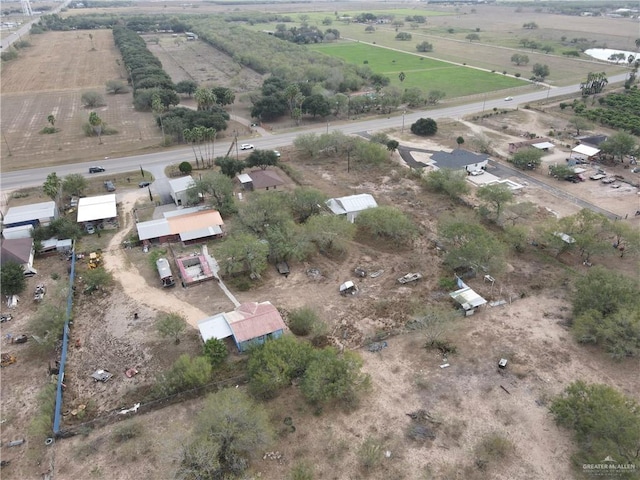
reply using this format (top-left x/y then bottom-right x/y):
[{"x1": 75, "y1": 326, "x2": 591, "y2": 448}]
[
  {"x1": 449, "y1": 277, "x2": 486, "y2": 316},
  {"x1": 531, "y1": 141, "x2": 555, "y2": 151},
  {"x1": 169, "y1": 176, "x2": 195, "y2": 206},
  {"x1": 326, "y1": 194, "x2": 378, "y2": 223}
]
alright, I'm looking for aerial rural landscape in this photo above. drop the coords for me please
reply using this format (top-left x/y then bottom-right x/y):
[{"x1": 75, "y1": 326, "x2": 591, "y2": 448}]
[{"x1": 0, "y1": 1, "x2": 639, "y2": 479}]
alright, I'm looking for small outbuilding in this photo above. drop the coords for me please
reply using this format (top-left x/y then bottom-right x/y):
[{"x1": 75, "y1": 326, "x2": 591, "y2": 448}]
[
  {"x1": 449, "y1": 277, "x2": 487, "y2": 316},
  {"x1": 3, "y1": 201, "x2": 58, "y2": 229},
  {"x1": 198, "y1": 301, "x2": 287, "y2": 352},
  {"x1": 169, "y1": 175, "x2": 195, "y2": 206},
  {"x1": 508, "y1": 138, "x2": 551, "y2": 154},
  {"x1": 326, "y1": 193, "x2": 378, "y2": 223}
]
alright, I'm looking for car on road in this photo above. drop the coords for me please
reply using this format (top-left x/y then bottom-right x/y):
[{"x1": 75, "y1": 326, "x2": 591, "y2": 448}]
[
  {"x1": 504, "y1": 97, "x2": 513, "y2": 101},
  {"x1": 240, "y1": 144, "x2": 254, "y2": 150},
  {"x1": 89, "y1": 166, "x2": 105, "y2": 173},
  {"x1": 138, "y1": 181, "x2": 151, "y2": 188}
]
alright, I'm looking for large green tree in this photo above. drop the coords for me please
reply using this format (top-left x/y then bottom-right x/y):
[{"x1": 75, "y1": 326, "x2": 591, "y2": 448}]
[
  {"x1": 304, "y1": 214, "x2": 356, "y2": 256},
  {"x1": 62, "y1": 173, "x2": 88, "y2": 197},
  {"x1": 411, "y1": 118, "x2": 438, "y2": 136},
  {"x1": 245, "y1": 149, "x2": 279, "y2": 170},
  {"x1": 510, "y1": 148, "x2": 544, "y2": 170},
  {"x1": 88, "y1": 111, "x2": 103, "y2": 143},
  {"x1": 187, "y1": 172, "x2": 235, "y2": 215},
  {"x1": 567, "y1": 116, "x2": 592, "y2": 136},
  {"x1": 0, "y1": 262, "x2": 26, "y2": 296},
  {"x1": 439, "y1": 217, "x2": 507, "y2": 274},
  {"x1": 422, "y1": 169, "x2": 469, "y2": 199},
  {"x1": 214, "y1": 156, "x2": 245, "y2": 178},
  {"x1": 237, "y1": 192, "x2": 291, "y2": 237},
  {"x1": 580, "y1": 71, "x2": 608, "y2": 96},
  {"x1": 476, "y1": 183, "x2": 514, "y2": 222},
  {"x1": 248, "y1": 335, "x2": 314, "y2": 399},
  {"x1": 300, "y1": 348, "x2": 370, "y2": 410},
  {"x1": 599, "y1": 132, "x2": 637, "y2": 163},
  {"x1": 289, "y1": 188, "x2": 327, "y2": 223},
  {"x1": 550, "y1": 381, "x2": 640, "y2": 472},
  {"x1": 217, "y1": 232, "x2": 269, "y2": 278},
  {"x1": 175, "y1": 80, "x2": 198, "y2": 97},
  {"x1": 355, "y1": 206, "x2": 418, "y2": 246},
  {"x1": 177, "y1": 388, "x2": 274, "y2": 479}
]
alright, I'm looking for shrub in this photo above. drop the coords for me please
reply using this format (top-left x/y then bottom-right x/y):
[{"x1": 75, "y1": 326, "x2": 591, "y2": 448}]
[
  {"x1": 178, "y1": 161, "x2": 192, "y2": 174},
  {"x1": 410, "y1": 117, "x2": 437, "y2": 136},
  {"x1": 203, "y1": 338, "x2": 228, "y2": 367},
  {"x1": 113, "y1": 421, "x2": 143, "y2": 443},
  {"x1": 155, "y1": 354, "x2": 212, "y2": 397},
  {"x1": 474, "y1": 433, "x2": 513, "y2": 466},
  {"x1": 357, "y1": 436, "x2": 383, "y2": 471},
  {"x1": 1, "y1": 49, "x2": 18, "y2": 61},
  {"x1": 355, "y1": 206, "x2": 418, "y2": 246},
  {"x1": 288, "y1": 307, "x2": 321, "y2": 336},
  {"x1": 81, "y1": 91, "x2": 105, "y2": 108}
]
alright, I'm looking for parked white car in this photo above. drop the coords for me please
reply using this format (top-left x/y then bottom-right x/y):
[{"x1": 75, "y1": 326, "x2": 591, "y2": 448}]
[
  {"x1": 470, "y1": 170, "x2": 484, "y2": 176},
  {"x1": 504, "y1": 96, "x2": 513, "y2": 101},
  {"x1": 240, "y1": 144, "x2": 254, "y2": 150}
]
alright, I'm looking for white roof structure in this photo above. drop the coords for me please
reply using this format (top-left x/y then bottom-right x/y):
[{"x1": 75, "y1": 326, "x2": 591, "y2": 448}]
[
  {"x1": 77, "y1": 194, "x2": 117, "y2": 222},
  {"x1": 180, "y1": 225, "x2": 223, "y2": 242},
  {"x1": 4, "y1": 201, "x2": 56, "y2": 225},
  {"x1": 450, "y1": 286, "x2": 487, "y2": 310},
  {"x1": 137, "y1": 218, "x2": 171, "y2": 240},
  {"x1": 326, "y1": 194, "x2": 378, "y2": 216},
  {"x1": 572, "y1": 144, "x2": 600, "y2": 157},
  {"x1": 532, "y1": 142, "x2": 555, "y2": 150},
  {"x1": 169, "y1": 175, "x2": 194, "y2": 194},
  {"x1": 198, "y1": 313, "x2": 235, "y2": 341},
  {"x1": 237, "y1": 173, "x2": 252, "y2": 184},
  {"x1": 2, "y1": 224, "x2": 34, "y2": 239}
]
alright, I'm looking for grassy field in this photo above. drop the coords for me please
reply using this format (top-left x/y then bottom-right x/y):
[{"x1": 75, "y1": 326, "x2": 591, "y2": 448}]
[{"x1": 310, "y1": 42, "x2": 525, "y2": 95}]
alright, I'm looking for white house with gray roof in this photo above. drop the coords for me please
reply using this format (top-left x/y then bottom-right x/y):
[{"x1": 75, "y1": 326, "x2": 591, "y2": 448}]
[{"x1": 326, "y1": 194, "x2": 378, "y2": 223}]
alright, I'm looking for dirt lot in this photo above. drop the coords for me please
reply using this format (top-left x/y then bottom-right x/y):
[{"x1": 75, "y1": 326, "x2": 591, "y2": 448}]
[{"x1": 0, "y1": 30, "x2": 163, "y2": 171}]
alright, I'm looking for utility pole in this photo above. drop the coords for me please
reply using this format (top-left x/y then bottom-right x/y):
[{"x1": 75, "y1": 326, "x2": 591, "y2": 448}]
[
  {"x1": 402, "y1": 111, "x2": 406, "y2": 133},
  {"x1": 2, "y1": 131, "x2": 12, "y2": 156}
]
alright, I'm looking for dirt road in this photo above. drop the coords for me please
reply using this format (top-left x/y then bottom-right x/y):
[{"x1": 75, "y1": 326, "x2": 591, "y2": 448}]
[{"x1": 103, "y1": 191, "x2": 209, "y2": 328}]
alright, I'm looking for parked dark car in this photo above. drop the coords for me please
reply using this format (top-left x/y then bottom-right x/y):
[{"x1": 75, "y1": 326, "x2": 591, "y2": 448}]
[
  {"x1": 104, "y1": 181, "x2": 116, "y2": 192},
  {"x1": 89, "y1": 166, "x2": 105, "y2": 173}
]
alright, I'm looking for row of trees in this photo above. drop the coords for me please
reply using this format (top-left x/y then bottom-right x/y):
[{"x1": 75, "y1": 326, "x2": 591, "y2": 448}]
[{"x1": 112, "y1": 26, "x2": 179, "y2": 111}]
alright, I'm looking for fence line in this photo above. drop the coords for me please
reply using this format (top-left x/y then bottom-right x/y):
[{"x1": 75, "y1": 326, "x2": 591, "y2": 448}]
[
  {"x1": 53, "y1": 242, "x2": 76, "y2": 436},
  {"x1": 58, "y1": 374, "x2": 247, "y2": 437}
]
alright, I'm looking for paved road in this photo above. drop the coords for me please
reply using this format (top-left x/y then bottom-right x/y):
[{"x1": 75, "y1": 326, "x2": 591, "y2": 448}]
[
  {"x1": 0, "y1": 1, "x2": 73, "y2": 50},
  {"x1": 0, "y1": 73, "x2": 630, "y2": 194}
]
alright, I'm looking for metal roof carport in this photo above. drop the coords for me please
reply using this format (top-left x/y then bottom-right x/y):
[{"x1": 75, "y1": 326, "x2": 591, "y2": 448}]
[{"x1": 77, "y1": 194, "x2": 117, "y2": 223}]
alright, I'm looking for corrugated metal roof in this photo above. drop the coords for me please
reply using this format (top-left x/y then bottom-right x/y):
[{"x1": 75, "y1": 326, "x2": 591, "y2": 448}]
[
  {"x1": 572, "y1": 144, "x2": 600, "y2": 156},
  {"x1": 4, "y1": 201, "x2": 56, "y2": 225},
  {"x1": 169, "y1": 210, "x2": 223, "y2": 235},
  {"x1": 77, "y1": 195, "x2": 117, "y2": 222},
  {"x1": 450, "y1": 287, "x2": 487, "y2": 309},
  {"x1": 228, "y1": 301, "x2": 286, "y2": 343},
  {"x1": 532, "y1": 142, "x2": 554, "y2": 149},
  {"x1": 198, "y1": 313, "x2": 234, "y2": 341},
  {"x1": 163, "y1": 206, "x2": 205, "y2": 218},
  {"x1": 136, "y1": 218, "x2": 171, "y2": 241},
  {"x1": 237, "y1": 173, "x2": 252, "y2": 184},
  {"x1": 168, "y1": 175, "x2": 194, "y2": 194},
  {"x1": 326, "y1": 194, "x2": 377, "y2": 215},
  {"x1": 179, "y1": 225, "x2": 223, "y2": 241}
]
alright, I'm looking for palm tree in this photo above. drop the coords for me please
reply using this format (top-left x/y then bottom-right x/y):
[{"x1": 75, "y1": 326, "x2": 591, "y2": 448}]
[
  {"x1": 47, "y1": 114, "x2": 56, "y2": 128},
  {"x1": 88, "y1": 112, "x2": 103, "y2": 144}
]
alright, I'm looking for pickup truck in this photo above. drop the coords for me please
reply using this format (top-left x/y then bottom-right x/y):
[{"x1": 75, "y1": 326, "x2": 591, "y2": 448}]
[{"x1": 397, "y1": 273, "x2": 423, "y2": 284}]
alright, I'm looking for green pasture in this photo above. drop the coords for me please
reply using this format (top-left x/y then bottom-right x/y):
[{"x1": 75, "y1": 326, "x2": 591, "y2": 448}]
[
  {"x1": 310, "y1": 42, "x2": 524, "y2": 96},
  {"x1": 279, "y1": 9, "x2": 452, "y2": 25}
]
